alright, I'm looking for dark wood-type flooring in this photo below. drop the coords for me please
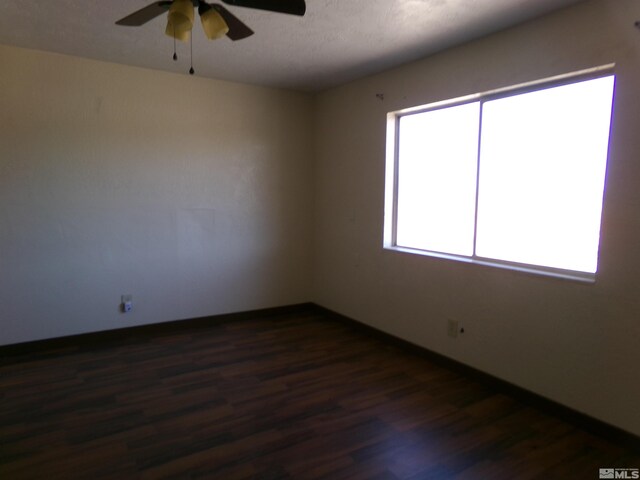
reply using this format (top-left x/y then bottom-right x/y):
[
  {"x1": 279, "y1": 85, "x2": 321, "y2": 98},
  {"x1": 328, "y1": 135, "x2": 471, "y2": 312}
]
[{"x1": 1, "y1": 308, "x2": 639, "y2": 479}]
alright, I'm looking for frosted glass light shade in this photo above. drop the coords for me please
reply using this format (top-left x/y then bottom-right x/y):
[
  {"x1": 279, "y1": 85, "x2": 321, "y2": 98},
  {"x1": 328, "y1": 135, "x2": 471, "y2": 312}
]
[
  {"x1": 165, "y1": 0, "x2": 194, "y2": 41},
  {"x1": 201, "y1": 8, "x2": 229, "y2": 39},
  {"x1": 165, "y1": 17, "x2": 191, "y2": 42}
]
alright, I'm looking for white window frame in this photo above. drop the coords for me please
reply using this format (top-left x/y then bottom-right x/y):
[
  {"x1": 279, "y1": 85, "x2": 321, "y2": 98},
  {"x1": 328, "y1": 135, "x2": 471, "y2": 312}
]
[{"x1": 383, "y1": 65, "x2": 616, "y2": 283}]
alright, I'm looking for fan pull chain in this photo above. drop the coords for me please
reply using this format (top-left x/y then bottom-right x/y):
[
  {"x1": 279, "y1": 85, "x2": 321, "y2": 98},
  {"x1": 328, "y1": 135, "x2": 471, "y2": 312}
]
[
  {"x1": 189, "y1": 34, "x2": 195, "y2": 75},
  {"x1": 172, "y1": 24, "x2": 177, "y2": 61}
]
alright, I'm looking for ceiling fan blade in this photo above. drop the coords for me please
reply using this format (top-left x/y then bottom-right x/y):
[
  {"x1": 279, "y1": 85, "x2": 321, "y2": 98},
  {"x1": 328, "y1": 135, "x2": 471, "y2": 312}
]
[
  {"x1": 211, "y1": 4, "x2": 255, "y2": 40},
  {"x1": 115, "y1": 1, "x2": 172, "y2": 26},
  {"x1": 220, "y1": 0, "x2": 306, "y2": 16}
]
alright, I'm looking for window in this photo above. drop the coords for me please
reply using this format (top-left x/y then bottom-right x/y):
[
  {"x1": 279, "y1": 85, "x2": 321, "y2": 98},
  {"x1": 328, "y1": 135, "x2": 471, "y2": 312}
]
[{"x1": 384, "y1": 68, "x2": 616, "y2": 281}]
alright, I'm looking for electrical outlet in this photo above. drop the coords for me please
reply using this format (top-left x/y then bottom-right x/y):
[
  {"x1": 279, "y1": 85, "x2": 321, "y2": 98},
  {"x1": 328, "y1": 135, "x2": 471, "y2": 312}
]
[
  {"x1": 447, "y1": 319, "x2": 459, "y2": 338},
  {"x1": 121, "y1": 294, "x2": 133, "y2": 314}
]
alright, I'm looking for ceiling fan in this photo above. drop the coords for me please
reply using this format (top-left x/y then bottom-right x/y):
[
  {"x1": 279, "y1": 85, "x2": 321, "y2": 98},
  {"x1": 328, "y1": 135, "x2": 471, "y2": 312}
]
[{"x1": 116, "y1": 0, "x2": 306, "y2": 42}]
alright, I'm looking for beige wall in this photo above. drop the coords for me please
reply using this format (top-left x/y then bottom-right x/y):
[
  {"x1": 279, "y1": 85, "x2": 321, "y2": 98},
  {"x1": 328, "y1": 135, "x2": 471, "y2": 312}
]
[
  {"x1": 0, "y1": 45, "x2": 314, "y2": 345},
  {"x1": 2, "y1": 0, "x2": 639, "y2": 439},
  {"x1": 313, "y1": 0, "x2": 640, "y2": 436}
]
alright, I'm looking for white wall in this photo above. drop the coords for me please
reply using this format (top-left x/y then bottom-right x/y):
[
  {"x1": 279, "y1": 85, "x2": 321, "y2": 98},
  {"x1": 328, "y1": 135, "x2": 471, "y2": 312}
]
[
  {"x1": 0, "y1": 45, "x2": 314, "y2": 345},
  {"x1": 313, "y1": 0, "x2": 640, "y2": 436}
]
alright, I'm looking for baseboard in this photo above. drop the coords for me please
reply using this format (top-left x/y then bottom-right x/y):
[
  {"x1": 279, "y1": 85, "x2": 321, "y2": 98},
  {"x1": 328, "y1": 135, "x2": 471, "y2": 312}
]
[
  {"x1": 309, "y1": 303, "x2": 640, "y2": 452},
  {"x1": 0, "y1": 303, "x2": 315, "y2": 361}
]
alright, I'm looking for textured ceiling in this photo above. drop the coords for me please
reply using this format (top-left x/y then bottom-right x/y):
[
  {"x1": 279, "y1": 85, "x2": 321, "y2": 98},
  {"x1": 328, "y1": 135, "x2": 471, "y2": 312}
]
[{"x1": 0, "y1": 0, "x2": 585, "y2": 92}]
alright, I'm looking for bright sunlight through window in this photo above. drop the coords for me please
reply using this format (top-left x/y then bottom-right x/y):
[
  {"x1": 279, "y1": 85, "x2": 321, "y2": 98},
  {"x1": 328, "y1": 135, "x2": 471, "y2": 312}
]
[{"x1": 386, "y1": 69, "x2": 615, "y2": 280}]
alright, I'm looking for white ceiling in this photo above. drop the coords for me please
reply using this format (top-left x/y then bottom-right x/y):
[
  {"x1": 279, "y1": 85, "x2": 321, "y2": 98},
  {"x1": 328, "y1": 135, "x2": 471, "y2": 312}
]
[{"x1": 0, "y1": 0, "x2": 585, "y2": 92}]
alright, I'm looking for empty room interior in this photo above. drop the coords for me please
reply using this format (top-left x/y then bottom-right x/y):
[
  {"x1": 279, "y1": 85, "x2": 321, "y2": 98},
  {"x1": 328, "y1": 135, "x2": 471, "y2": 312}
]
[{"x1": 1, "y1": 0, "x2": 640, "y2": 478}]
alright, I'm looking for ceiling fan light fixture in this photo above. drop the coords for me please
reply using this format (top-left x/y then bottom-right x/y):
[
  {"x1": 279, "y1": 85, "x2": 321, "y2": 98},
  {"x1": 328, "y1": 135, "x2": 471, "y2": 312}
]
[
  {"x1": 165, "y1": 17, "x2": 191, "y2": 42},
  {"x1": 167, "y1": 0, "x2": 194, "y2": 33},
  {"x1": 199, "y1": 4, "x2": 229, "y2": 40}
]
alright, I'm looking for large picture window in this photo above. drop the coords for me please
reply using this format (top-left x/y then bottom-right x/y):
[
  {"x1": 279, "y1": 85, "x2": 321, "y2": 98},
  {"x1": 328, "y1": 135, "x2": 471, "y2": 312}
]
[{"x1": 385, "y1": 68, "x2": 616, "y2": 280}]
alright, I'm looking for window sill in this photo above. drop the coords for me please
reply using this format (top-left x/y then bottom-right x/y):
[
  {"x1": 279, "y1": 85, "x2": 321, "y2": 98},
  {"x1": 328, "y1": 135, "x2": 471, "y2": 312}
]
[{"x1": 384, "y1": 245, "x2": 596, "y2": 284}]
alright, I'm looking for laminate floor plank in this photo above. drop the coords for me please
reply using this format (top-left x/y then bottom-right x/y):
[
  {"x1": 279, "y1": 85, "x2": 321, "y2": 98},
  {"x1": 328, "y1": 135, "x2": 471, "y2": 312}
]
[{"x1": 1, "y1": 310, "x2": 638, "y2": 479}]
